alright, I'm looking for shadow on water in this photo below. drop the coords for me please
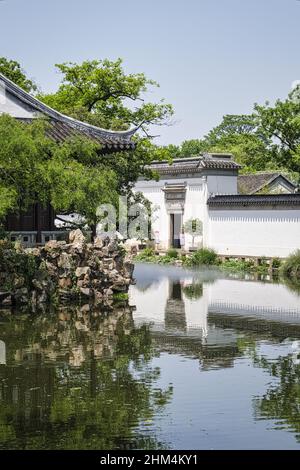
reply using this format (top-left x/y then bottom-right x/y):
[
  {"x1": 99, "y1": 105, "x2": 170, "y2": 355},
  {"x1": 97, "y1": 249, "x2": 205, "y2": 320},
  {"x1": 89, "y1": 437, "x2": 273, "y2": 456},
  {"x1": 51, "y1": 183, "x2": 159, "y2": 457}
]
[{"x1": 1, "y1": 262, "x2": 300, "y2": 449}]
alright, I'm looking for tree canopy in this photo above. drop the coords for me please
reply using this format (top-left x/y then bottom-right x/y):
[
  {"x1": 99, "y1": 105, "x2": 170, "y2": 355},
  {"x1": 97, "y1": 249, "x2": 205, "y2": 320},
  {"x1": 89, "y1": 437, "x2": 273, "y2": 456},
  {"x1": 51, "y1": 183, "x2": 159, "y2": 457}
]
[
  {"x1": 169, "y1": 91, "x2": 300, "y2": 182},
  {"x1": 0, "y1": 57, "x2": 174, "y2": 229},
  {"x1": 38, "y1": 58, "x2": 173, "y2": 135},
  {"x1": 0, "y1": 57, "x2": 37, "y2": 93},
  {"x1": 0, "y1": 115, "x2": 118, "y2": 227}
]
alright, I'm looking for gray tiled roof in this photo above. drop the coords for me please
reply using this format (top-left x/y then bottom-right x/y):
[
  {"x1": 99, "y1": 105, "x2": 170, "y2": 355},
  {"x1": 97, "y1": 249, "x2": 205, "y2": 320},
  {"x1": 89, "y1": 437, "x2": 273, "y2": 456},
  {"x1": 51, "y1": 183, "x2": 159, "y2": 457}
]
[
  {"x1": 238, "y1": 172, "x2": 296, "y2": 194},
  {"x1": 0, "y1": 73, "x2": 137, "y2": 150},
  {"x1": 207, "y1": 194, "x2": 300, "y2": 207},
  {"x1": 149, "y1": 154, "x2": 241, "y2": 174}
]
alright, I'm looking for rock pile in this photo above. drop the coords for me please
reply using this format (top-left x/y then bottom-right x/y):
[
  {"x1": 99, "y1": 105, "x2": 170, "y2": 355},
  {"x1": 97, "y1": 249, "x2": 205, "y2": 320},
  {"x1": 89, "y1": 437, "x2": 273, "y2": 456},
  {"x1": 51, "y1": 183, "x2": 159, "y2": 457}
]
[{"x1": 0, "y1": 230, "x2": 134, "y2": 308}]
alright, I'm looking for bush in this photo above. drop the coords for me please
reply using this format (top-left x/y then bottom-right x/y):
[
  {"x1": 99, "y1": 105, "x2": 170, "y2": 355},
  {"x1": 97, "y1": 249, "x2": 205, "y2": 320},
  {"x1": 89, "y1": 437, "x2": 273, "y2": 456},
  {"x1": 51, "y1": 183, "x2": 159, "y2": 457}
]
[
  {"x1": 159, "y1": 255, "x2": 173, "y2": 265},
  {"x1": 135, "y1": 247, "x2": 156, "y2": 261},
  {"x1": 272, "y1": 257, "x2": 282, "y2": 269},
  {"x1": 166, "y1": 248, "x2": 178, "y2": 259},
  {"x1": 221, "y1": 258, "x2": 255, "y2": 273},
  {"x1": 184, "y1": 248, "x2": 218, "y2": 267},
  {"x1": 281, "y1": 250, "x2": 300, "y2": 280}
]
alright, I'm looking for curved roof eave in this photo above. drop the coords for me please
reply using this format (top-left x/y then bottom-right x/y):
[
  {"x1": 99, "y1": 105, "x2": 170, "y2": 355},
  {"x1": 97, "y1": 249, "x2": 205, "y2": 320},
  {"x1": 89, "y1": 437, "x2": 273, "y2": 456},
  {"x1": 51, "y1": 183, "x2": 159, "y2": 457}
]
[{"x1": 0, "y1": 72, "x2": 139, "y2": 140}]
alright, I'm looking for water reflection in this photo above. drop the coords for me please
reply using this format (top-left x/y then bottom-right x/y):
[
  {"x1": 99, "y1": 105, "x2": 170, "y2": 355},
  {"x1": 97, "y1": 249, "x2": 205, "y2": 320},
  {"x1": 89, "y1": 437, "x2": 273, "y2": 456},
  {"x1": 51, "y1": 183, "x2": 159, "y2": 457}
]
[
  {"x1": 1, "y1": 263, "x2": 300, "y2": 449},
  {"x1": 130, "y1": 263, "x2": 300, "y2": 448},
  {"x1": 0, "y1": 303, "x2": 173, "y2": 450}
]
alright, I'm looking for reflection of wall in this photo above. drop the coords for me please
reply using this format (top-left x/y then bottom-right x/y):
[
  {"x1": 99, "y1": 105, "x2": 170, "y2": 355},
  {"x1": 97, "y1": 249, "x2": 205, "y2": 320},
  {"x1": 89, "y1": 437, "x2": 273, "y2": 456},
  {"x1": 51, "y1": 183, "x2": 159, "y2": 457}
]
[
  {"x1": 131, "y1": 275, "x2": 208, "y2": 337},
  {"x1": 165, "y1": 282, "x2": 186, "y2": 332},
  {"x1": 0, "y1": 340, "x2": 5, "y2": 365},
  {"x1": 131, "y1": 270, "x2": 300, "y2": 339},
  {"x1": 208, "y1": 279, "x2": 300, "y2": 321}
]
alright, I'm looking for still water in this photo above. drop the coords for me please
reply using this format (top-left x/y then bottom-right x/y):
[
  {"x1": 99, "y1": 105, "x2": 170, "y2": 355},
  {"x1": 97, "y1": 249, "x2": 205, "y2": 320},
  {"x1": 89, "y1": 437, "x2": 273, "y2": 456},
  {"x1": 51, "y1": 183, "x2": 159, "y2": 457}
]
[{"x1": 0, "y1": 262, "x2": 300, "y2": 449}]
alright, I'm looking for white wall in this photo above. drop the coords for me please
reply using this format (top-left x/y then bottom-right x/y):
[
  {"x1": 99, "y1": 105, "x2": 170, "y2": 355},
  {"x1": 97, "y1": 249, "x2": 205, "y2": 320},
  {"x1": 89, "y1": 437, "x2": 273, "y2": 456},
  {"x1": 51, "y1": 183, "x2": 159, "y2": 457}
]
[
  {"x1": 208, "y1": 208, "x2": 300, "y2": 257},
  {"x1": 0, "y1": 88, "x2": 38, "y2": 118},
  {"x1": 135, "y1": 173, "x2": 300, "y2": 257},
  {"x1": 135, "y1": 177, "x2": 208, "y2": 249},
  {"x1": 135, "y1": 173, "x2": 238, "y2": 250}
]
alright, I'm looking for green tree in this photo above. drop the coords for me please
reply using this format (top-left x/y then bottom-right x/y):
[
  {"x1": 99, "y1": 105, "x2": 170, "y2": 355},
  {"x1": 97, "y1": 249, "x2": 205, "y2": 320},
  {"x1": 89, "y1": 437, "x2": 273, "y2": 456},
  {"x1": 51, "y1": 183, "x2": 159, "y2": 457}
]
[
  {"x1": 173, "y1": 96, "x2": 300, "y2": 180},
  {"x1": 0, "y1": 57, "x2": 37, "y2": 93},
  {"x1": 254, "y1": 98, "x2": 300, "y2": 176},
  {"x1": 183, "y1": 218, "x2": 203, "y2": 248},
  {"x1": 37, "y1": 59, "x2": 174, "y2": 214},
  {"x1": 0, "y1": 57, "x2": 175, "y2": 236},
  {"x1": 0, "y1": 115, "x2": 118, "y2": 228},
  {"x1": 38, "y1": 59, "x2": 173, "y2": 134}
]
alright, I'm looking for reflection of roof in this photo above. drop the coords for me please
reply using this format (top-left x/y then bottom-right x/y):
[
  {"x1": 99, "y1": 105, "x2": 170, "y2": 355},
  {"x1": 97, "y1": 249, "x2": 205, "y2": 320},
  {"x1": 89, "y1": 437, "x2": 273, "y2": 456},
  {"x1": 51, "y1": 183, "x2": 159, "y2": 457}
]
[
  {"x1": 238, "y1": 172, "x2": 297, "y2": 194},
  {"x1": 149, "y1": 154, "x2": 241, "y2": 175},
  {"x1": 207, "y1": 193, "x2": 300, "y2": 207},
  {"x1": 0, "y1": 73, "x2": 137, "y2": 150}
]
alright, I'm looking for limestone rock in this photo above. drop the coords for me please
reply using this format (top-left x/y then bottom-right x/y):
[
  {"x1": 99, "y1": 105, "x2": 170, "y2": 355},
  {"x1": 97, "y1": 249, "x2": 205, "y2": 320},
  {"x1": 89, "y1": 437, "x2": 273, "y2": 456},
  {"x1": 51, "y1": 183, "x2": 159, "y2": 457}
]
[
  {"x1": 0, "y1": 228, "x2": 133, "y2": 307},
  {"x1": 75, "y1": 266, "x2": 91, "y2": 279},
  {"x1": 57, "y1": 252, "x2": 72, "y2": 270},
  {"x1": 94, "y1": 236, "x2": 104, "y2": 249},
  {"x1": 69, "y1": 229, "x2": 86, "y2": 246},
  {"x1": 58, "y1": 277, "x2": 72, "y2": 289},
  {"x1": 80, "y1": 287, "x2": 91, "y2": 297}
]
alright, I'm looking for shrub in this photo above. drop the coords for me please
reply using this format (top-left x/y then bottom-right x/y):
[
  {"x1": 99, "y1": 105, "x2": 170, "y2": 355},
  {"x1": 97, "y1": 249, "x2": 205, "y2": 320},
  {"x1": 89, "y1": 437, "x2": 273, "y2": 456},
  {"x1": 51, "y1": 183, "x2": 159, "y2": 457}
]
[
  {"x1": 221, "y1": 259, "x2": 255, "y2": 272},
  {"x1": 272, "y1": 257, "x2": 282, "y2": 269},
  {"x1": 281, "y1": 250, "x2": 300, "y2": 280},
  {"x1": 166, "y1": 248, "x2": 178, "y2": 259},
  {"x1": 159, "y1": 255, "x2": 173, "y2": 265},
  {"x1": 135, "y1": 247, "x2": 156, "y2": 261},
  {"x1": 184, "y1": 248, "x2": 218, "y2": 267}
]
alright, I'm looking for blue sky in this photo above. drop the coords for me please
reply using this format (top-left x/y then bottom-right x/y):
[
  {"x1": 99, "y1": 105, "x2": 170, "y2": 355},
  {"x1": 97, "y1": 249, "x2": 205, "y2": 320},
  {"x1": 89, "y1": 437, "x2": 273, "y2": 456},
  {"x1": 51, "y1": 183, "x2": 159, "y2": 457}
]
[{"x1": 0, "y1": 0, "x2": 299, "y2": 145}]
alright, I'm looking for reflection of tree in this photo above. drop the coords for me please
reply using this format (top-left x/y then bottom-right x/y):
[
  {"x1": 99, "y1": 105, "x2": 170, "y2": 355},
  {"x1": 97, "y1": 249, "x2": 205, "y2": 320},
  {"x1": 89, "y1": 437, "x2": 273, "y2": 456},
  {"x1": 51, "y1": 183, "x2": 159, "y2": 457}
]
[
  {"x1": 0, "y1": 304, "x2": 173, "y2": 449},
  {"x1": 182, "y1": 282, "x2": 203, "y2": 300},
  {"x1": 253, "y1": 353, "x2": 300, "y2": 442},
  {"x1": 283, "y1": 277, "x2": 300, "y2": 297}
]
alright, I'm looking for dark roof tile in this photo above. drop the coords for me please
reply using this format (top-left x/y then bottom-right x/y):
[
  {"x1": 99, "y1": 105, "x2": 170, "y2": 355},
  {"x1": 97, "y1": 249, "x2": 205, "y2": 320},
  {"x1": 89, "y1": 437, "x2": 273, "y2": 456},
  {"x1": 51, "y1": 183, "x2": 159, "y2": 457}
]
[
  {"x1": 207, "y1": 194, "x2": 300, "y2": 207},
  {"x1": 0, "y1": 73, "x2": 137, "y2": 150},
  {"x1": 149, "y1": 154, "x2": 241, "y2": 174},
  {"x1": 238, "y1": 172, "x2": 296, "y2": 194}
]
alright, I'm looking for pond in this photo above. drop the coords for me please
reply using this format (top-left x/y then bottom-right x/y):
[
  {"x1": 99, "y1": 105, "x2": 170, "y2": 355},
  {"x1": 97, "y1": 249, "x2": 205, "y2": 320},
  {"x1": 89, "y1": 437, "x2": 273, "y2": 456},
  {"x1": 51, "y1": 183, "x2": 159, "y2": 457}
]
[{"x1": 0, "y1": 262, "x2": 300, "y2": 450}]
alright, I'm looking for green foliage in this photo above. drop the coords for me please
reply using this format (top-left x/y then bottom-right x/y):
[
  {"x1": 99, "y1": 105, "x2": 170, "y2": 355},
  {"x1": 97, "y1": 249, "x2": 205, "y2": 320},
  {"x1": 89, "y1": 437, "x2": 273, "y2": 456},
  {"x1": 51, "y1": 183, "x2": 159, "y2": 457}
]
[
  {"x1": 135, "y1": 247, "x2": 156, "y2": 262},
  {"x1": 281, "y1": 250, "x2": 300, "y2": 280},
  {"x1": 0, "y1": 115, "x2": 118, "y2": 227},
  {"x1": 0, "y1": 242, "x2": 39, "y2": 291},
  {"x1": 0, "y1": 309, "x2": 172, "y2": 449},
  {"x1": 36, "y1": 58, "x2": 174, "y2": 193},
  {"x1": 38, "y1": 59, "x2": 173, "y2": 132},
  {"x1": 221, "y1": 258, "x2": 256, "y2": 273},
  {"x1": 183, "y1": 218, "x2": 203, "y2": 247},
  {"x1": 272, "y1": 257, "x2": 282, "y2": 269},
  {"x1": 182, "y1": 283, "x2": 203, "y2": 300},
  {"x1": 183, "y1": 248, "x2": 218, "y2": 267},
  {"x1": 169, "y1": 94, "x2": 300, "y2": 180},
  {"x1": 1, "y1": 57, "x2": 174, "y2": 230},
  {"x1": 113, "y1": 292, "x2": 129, "y2": 301},
  {"x1": 159, "y1": 255, "x2": 174, "y2": 265},
  {"x1": 0, "y1": 57, "x2": 37, "y2": 93},
  {"x1": 166, "y1": 248, "x2": 178, "y2": 259}
]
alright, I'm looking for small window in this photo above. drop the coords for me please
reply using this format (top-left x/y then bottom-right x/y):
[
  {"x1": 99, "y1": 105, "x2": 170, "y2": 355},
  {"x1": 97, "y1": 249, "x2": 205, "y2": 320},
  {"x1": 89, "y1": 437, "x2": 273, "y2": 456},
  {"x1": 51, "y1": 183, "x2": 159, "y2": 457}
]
[
  {"x1": 23, "y1": 236, "x2": 28, "y2": 242},
  {"x1": 45, "y1": 236, "x2": 50, "y2": 242},
  {"x1": 11, "y1": 236, "x2": 16, "y2": 242}
]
